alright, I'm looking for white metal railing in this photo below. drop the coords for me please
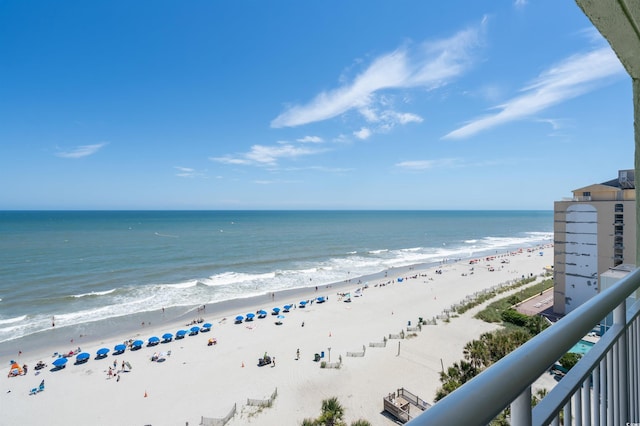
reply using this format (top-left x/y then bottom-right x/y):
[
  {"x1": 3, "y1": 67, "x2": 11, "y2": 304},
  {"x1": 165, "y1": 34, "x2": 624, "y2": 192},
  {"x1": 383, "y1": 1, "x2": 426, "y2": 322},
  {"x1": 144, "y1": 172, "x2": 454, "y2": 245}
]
[{"x1": 406, "y1": 267, "x2": 640, "y2": 426}]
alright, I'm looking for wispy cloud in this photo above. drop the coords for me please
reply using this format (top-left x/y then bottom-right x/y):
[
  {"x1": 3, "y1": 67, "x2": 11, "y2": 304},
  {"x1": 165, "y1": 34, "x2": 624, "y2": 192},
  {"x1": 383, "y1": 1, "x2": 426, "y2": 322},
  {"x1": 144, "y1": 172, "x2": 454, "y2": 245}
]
[
  {"x1": 354, "y1": 127, "x2": 372, "y2": 140},
  {"x1": 174, "y1": 166, "x2": 206, "y2": 178},
  {"x1": 211, "y1": 141, "x2": 327, "y2": 167},
  {"x1": 297, "y1": 136, "x2": 324, "y2": 143},
  {"x1": 55, "y1": 142, "x2": 108, "y2": 159},
  {"x1": 395, "y1": 158, "x2": 462, "y2": 170},
  {"x1": 271, "y1": 20, "x2": 486, "y2": 129},
  {"x1": 444, "y1": 46, "x2": 626, "y2": 139}
]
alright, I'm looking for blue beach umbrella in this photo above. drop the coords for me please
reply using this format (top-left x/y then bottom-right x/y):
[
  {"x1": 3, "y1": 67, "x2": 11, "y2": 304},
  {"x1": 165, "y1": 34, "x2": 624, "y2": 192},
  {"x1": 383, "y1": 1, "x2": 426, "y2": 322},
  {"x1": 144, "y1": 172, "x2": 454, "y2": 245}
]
[
  {"x1": 299, "y1": 300, "x2": 307, "y2": 307},
  {"x1": 114, "y1": 344, "x2": 126, "y2": 354},
  {"x1": 245, "y1": 313, "x2": 255, "y2": 321},
  {"x1": 132, "y1": 340, "x2": 144, "y2": 349},
  {"x1": 257, "y1": 310, "x2": 267, "y2": 317},
  {"x1": 75, "y1": 352, "x2": 90, "y2": 363},
  {"x1": 176, "y1": 329, "x2": 187, "y2": 338},
  {"x1": 316, "y1": 296, "x2": 325, "y2": 303},
  {"x1": 201, "y1": 323, "x2": 212, "y2": 331},
  {"x1": 189, "y1": 326, "x2": 200, "y2": 335},
  {"x1": 283, "y1": 304, "x2": 292, "y2": 312},
  {"x1": 162, "y1": 333, "x2": 173, "y2": 342},
  {"x1": 235, "y1": 315, "x2": 244, "y2": 323},
  {"x1": 96, "y1": 348, "x2": 109, "y2": 357},
  {"x1": 52, "y1": 358, "x2": 67, "y2": 368},
  {"x1": 272, "y1": 307, "x2": 280, "y2": 314},
  {"x1": 148, "y1": 336, "x2": 160, "y2": 345},
  {"x1": 275, "y1": 314, "x2": 285, "y2": 325}
]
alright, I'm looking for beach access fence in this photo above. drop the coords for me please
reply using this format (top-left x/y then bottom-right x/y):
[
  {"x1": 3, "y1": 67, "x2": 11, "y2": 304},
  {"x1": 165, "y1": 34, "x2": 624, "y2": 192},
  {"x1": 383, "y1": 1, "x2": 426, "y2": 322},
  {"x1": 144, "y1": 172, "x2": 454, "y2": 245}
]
[
  {"x1": 389, "y1": 330, "x2": 405, "y2": 339},
  {"x1": 200, "y1": 403, "x2": 236, "y2": 426},
  {"x1": 369, "y1": 340, "x2": 387, "y2": 348},
  {"x1": 247, "y1": 387, "x2": 278, "y2": 407},
  {"x1": 346, "y1": 345, "x2": 366, "y2": 357}
]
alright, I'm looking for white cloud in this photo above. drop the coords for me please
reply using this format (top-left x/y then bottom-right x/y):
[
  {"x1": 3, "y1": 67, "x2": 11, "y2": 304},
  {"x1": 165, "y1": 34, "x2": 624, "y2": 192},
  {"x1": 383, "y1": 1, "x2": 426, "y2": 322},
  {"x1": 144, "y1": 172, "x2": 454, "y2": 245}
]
[
  {"x1": 296, "y1": 136, "x2": 324, "y2": 143},
  {"x1": 383, "y1": 111, "x2": 423, "y2": 125},
  {"x1": 174, "y1": 166, "x2": 206, "y2": 178},
  {"x1": 271, "y1": 21, "x2": 485, "y2": 128},
  {"x1": 444, "y1": 46, "x2": 626, "y2": 139},
  {"x1": 395, "y1": 158, "x2": 461, "y2": 170},
  {"x1": 354, "y1": 127, "x2": 372, "y2": 140},
  {"x1": 211, "y1": 142, "x2": 326, "y2": 167},
  {"x1": 55, "y1": 142, "x2": 108, "y2": 159}
]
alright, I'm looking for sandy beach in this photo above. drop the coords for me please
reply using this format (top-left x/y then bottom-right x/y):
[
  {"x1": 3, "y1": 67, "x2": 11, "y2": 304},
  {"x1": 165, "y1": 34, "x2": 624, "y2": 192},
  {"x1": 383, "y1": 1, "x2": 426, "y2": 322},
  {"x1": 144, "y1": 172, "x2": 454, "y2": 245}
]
[{"x1": 2, "y1": 246, "x2": 553, "y2": 425}]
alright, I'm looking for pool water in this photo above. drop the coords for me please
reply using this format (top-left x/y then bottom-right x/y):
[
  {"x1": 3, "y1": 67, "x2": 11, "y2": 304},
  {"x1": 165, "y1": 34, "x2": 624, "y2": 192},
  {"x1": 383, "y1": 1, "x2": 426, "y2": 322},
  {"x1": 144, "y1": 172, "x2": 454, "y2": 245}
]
[{"x1": 569, "y1": 340, "x2": 595, "y2": 355}]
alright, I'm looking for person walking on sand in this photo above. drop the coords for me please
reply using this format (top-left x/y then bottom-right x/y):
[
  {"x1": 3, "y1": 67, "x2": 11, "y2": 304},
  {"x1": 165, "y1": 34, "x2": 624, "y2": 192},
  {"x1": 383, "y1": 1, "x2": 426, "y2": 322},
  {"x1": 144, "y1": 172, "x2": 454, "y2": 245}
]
[{"x1": 296, "y1": 349, "x2": 300, "y2": 360}]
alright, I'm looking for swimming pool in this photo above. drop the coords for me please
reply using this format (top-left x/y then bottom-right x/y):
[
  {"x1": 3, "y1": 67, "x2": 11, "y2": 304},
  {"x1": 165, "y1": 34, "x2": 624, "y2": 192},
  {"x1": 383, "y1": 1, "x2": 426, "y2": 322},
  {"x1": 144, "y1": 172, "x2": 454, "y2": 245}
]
[{"x1": 569, "y1": 339, "x2": 595, "y2": 355}]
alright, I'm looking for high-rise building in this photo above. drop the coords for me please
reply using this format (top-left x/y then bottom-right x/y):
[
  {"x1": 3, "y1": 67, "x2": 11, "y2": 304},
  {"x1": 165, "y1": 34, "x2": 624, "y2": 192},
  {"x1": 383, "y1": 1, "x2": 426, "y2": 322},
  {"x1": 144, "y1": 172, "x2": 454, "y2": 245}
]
[{"x1": 553, "y1": 170, "x2": 636, "y2": 315}]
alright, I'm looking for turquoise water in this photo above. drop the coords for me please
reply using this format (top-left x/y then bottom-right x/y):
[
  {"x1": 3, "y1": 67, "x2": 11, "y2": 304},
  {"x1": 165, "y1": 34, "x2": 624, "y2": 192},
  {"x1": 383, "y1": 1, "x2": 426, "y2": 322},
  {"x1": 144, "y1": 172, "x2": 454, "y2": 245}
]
[
  {"x1": 0, "y1": 210, "x2": 553, "y2": 346},
  {"x1": 569, "y1": 340, "x2": 595, "y2": 355}
]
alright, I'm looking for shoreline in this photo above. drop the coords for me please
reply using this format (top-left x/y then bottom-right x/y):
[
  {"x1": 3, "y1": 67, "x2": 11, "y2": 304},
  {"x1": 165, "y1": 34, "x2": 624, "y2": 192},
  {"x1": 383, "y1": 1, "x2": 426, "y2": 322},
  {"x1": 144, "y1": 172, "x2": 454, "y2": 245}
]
[
  {"x1": 3, "y1": 244, "x2": 553, "y2": 425},
  {"x1": 0, "y1": 243, "x2": 549, "y2": 360}
]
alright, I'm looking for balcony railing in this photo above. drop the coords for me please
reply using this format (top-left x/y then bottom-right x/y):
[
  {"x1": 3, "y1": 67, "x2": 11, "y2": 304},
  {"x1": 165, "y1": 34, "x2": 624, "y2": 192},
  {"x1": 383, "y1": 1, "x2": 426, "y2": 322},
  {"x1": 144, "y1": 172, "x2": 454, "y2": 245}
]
[{"x1": 407, "y1": 266, "x2": 640, "y2": 426}]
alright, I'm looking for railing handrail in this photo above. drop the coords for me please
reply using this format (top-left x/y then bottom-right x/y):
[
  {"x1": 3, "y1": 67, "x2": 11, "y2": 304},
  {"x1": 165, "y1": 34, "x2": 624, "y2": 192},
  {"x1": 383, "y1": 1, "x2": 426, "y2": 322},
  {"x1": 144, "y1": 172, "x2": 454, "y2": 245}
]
[{"x1": 407, "y1": 267, "x2": 640, "y2": 425}]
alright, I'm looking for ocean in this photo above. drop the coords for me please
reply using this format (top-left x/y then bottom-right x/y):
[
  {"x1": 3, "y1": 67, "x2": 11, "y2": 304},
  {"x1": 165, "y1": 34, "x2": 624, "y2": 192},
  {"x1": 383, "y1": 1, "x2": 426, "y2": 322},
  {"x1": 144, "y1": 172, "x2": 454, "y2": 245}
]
[{"x1": 0, "y1": 210, "x2": 552, "y2": 353}]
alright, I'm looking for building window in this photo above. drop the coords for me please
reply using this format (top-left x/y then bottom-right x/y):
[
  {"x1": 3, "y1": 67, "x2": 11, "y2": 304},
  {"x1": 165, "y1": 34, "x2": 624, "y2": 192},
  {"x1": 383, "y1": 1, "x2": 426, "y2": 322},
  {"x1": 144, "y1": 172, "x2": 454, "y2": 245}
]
[{"x1": 583, "y1": 191, "x2": 591, "y2": 197}]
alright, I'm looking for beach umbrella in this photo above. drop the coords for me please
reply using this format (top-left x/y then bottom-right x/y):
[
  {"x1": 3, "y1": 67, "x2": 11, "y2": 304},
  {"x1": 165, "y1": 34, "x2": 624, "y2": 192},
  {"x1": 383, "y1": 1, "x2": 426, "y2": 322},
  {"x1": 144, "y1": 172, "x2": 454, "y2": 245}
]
[
  {"x1": 176, "y1": 330, "x2": 187, "y2": 338},
  {"x1": 246, "y1": 313, "x2": 255, "y2": 321},
  {"x1": 148, "y1": 336, "x2": 160, "y2": 345},
  {"x1": 96, "y1": 348, "x2": 109, "y2": 357},
  {"x1": 283, "y1": 304, "x2": 291, "y2": 312},
  {"x1": 189, "y1": 326, "x2": 200, "y2": 335},
  {"x1": 235, "y1": 315, "x2": 244, "y2": 323},
  {"x1": 299, "y1": 300, "x2": 307, "y2": 307},
  {"x1": 114, "y1": 344, "x2": 126, "y2": 353},
  {"x1": 275, "y1": 314, "x2": 285, "y2": 325},
  {"x1": 202, "y1": 323, "x2": 212, "y2": 330},
  {"x1": 316, "y1": 296, "x2": 325, "y2": 303},
  {"x1": 162, "y1": 333, "x2": 173, "y2": 342},
  {"x1": 257, "y1": 310, "x2": 267, "y2": 317},
  {"x1": 52, "y1": 358, "x2": 67, "y2": 368},
  {"x1": 272, "y1": 307, "x2": 280, "y2": 314},
  {"x1": 75, "y1": 352, "x2": 90, "y2": 363},
  {"x1": 132, "y1": 340, "x2": 144, "y2": 349}
]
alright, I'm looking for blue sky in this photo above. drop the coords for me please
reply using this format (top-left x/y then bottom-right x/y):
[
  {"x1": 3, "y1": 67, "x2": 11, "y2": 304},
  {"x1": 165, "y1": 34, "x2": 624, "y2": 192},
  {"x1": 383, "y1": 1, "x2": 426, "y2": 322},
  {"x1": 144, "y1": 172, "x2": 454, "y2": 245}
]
[{"x1": 0, "y1": 0, "x2": 633, "y2": 210}]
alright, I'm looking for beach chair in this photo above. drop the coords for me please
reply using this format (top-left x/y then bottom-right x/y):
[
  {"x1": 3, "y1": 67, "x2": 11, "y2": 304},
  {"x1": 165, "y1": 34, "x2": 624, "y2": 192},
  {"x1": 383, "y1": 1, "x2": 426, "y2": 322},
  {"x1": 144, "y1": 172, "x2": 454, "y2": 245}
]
[{"x1": 29, "y1": 380, "x2": 44, "y2": 395}]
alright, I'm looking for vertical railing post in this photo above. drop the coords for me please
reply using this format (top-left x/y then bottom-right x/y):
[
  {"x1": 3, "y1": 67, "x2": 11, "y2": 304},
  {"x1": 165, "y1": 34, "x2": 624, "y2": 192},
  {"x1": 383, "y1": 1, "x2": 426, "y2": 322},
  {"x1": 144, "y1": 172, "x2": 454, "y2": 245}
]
[
  {"x1": 593, "y1": 365, "x2": 600, "y2": 426},
  {"x1": 511, "y1": 386, "x2": 532, "y2": 426},
  {"x1": 581, "y1": 379, "x2": 590, "y2": 425},
  {"x1": 614, "y1": 301, "x2": 629, "y2": 423}
]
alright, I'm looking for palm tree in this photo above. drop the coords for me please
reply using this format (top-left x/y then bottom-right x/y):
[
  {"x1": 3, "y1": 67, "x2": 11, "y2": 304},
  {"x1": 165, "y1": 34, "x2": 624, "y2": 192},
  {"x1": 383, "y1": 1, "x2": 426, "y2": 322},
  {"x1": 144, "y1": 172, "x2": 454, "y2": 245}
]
[
  {"x1": 463, "y1": 339, "x2": 489, "y2": 369},
  {"x1": 318, "y1": 397, "x2": 346, "y2": 426},
  {"x1": 349, "y1": 420, "x2": 371, "y2": 426}
]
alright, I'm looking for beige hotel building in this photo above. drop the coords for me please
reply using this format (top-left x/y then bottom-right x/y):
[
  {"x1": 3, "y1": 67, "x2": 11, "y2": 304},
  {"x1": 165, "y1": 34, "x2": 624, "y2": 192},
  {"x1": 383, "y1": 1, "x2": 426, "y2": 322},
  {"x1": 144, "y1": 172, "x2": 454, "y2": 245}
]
[{"x1": 553, "y1": 169, "x2": 636, "y2": 315}]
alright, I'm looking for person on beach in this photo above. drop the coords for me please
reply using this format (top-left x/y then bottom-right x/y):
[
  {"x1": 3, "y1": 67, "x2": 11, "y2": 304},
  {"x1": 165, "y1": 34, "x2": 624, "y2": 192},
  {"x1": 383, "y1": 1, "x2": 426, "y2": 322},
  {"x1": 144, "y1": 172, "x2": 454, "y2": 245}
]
[{"x1": 296, "y1": 349, "x2": 300, "y2": 360}]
